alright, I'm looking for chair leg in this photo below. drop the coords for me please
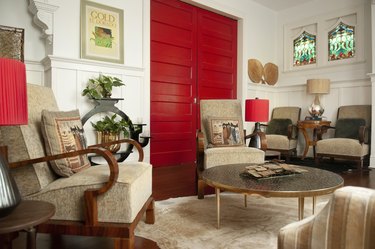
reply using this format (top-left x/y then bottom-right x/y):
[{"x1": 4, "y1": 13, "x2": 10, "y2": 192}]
[
  {"x1": 198, "y1": 179, "x2": 205, "y2": 199},
  {"x1": 145, "y1": 199, "x2": 155, "y2": 224},
  {"x1": 114, "y1": 235, "x2": 134, "y2": 249},
  {"x1": 315, "y1": 156, "x2": 320, "y2": 166}
]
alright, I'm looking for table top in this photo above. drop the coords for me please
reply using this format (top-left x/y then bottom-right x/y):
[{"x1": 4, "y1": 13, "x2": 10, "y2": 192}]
[
  {"x1": 0, "y1": 200, "x2": 55, "y2": 234},
  {"x1": 202, "y1": 164, "x2": 344, "y2": 198}
]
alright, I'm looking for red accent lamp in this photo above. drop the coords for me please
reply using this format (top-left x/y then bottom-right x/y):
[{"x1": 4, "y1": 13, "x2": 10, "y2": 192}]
[
  {"x1": 0, "y1": 58, "x2": 28, "y2": 217},
  {"x1": 245, "y1": 98, "x2": 269, "y2": 148}
]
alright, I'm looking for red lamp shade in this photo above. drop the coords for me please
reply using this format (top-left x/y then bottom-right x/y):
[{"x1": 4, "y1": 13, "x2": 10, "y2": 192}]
[
  {"x1": 245, "y1": 98, "x2": 269, "y2": 122},
  {"x1": 0, "y1": 58, "x2": 28, "y2": 125}
]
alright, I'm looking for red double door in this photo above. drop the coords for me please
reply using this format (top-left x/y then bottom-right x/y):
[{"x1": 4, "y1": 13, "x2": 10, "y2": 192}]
[{"x1": 150, "y1": 0, "x2": 237, "y2": 167}]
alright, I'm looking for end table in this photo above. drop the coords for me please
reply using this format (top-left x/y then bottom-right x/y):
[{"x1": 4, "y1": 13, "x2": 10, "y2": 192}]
[
  {"x1": 297, "y1": 120, "x2": 331, "y2": 160},
  {"x1": 0, "y1": 200, "x2": 55, "y2": 249}
]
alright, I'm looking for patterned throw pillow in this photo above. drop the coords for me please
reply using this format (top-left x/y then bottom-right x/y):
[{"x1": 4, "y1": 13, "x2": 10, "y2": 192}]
[
  {"x1": 206, "y1": 117, "x2": 244, "y2": 147},
  {"x1": 41, "y1": 109, "x2": 90, "y2": 177}
]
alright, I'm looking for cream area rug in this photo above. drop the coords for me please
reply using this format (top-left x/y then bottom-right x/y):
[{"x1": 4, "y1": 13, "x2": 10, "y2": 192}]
[{"x1": 136, "y1": 193, "x2": 330, "y2": 249}]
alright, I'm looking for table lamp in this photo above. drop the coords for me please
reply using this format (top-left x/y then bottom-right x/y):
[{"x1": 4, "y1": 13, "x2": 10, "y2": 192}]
[
  {"x1": 245, "y1": 98, "x2": 269, "y2": 148},
  {"x1": 0, "y1": 58, "x2": 28, "y2": 217},
  {"x1": 306, "y1": 79, "x2": 330, "y2": 120}
]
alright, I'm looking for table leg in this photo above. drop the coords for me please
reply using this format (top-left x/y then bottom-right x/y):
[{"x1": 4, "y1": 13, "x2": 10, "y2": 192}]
[
  {"x1": 216, "y1": 188, "x2": 220, "y2": 229},
  {"x1": 300, "y1": 128, "x2": 309, "y2": 160},
  {"x1": 298, "y1": 197, "x2": 305, "y2": 220},
  {"x1": 26, "y1": 227, "x2": 36, "y2": 249},
  {"x1": 312, "y1": 196, "x2": 316, "y2": 215},
  {"x1": 244, "y1": 194, "x2": 247, "y2": 207}
]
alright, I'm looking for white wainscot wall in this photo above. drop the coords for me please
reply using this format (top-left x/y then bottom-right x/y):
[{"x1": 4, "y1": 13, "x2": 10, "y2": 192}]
[
  {"x1": 246, "y1": 79, "x2": 372, "y2": 158},
  {"x1": 26, "y1": 57, "x2": 150, "y2": 162}
]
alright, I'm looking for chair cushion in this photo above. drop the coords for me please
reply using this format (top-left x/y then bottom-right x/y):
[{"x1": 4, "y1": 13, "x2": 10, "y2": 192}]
[
  {"x1": 334, "y1": 118, "x2": 366, "y2": 139},
  {"x1": 41, "y1": 109, "x2": 90, "y2": 177},
  {"x1": 206, "y1": 116, "x2": 244, "y2": 147},
  {"x1": 204, "y1": 146, "x2": 264, "y2": 169},
  {"x1": 24, "y1": 162, "x2": 152, "y2": 223},
  {"x1": 266, "y1": 134, "x2": 297, "y2": 150},
  {"x1": 316, "y1": 138, "x2": 369, "y2": 157},
  {"x1": 266, "y1": 119, "x2": 292, "y2": 136}
]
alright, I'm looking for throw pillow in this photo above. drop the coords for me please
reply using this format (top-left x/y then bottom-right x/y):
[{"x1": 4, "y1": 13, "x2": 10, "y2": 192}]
[
  {"x1": 334, "y1": 118, "x2": 366, "y2": 139},
  {"x1": 41, "y1": 109, "x2": 90, "y2": 177},
  {"x1": 266, "y1": 119, "x2": 292, "y2": 136},
  {"x1": 206, "y1": 116, "x2": 244, "y2": 147}
]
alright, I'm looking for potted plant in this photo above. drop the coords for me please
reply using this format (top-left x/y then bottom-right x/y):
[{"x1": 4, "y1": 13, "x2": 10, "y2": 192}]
[
  {"x1": 82, "y1": 74, "x2": 124, "y2": 99},
  {"x1": 92, "y1": 114, "x2": 130, "y2": 152}
]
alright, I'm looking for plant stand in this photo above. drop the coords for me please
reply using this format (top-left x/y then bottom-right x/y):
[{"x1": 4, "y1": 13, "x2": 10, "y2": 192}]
[{"x1": 82, "y1": 98, "x2": 150, "y2": 162}]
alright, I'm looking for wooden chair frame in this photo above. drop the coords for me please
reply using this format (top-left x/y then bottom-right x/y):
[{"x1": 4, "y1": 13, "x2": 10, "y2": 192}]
[{"x1": 8, "y1": 139, "x2": 155, "y2": 249}]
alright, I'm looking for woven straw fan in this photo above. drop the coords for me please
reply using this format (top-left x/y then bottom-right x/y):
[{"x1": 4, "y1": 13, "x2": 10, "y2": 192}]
[
  {"x1": 248, "y1": 59, "x2": 264, "y2": 83},
  {"x1": 264, "y1": 62, "x2": 278, "y2": 85}
]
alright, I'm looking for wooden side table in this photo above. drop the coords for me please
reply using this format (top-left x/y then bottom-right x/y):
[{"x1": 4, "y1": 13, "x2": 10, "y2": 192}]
[
  {"x1": 0, "y1": 200, "x2": 55, "y2": 249},
  {"x1": 297, "y1": 120, "x2": 331, "y2": 160}
]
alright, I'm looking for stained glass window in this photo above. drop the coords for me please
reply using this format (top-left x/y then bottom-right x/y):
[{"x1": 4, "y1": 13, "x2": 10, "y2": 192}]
[
  {"x1": 328, "y1": 22, "x2": 355, "y2": 61},
  {"x1": 293, "y1": 31, "x2": 316, "y2": 67}
]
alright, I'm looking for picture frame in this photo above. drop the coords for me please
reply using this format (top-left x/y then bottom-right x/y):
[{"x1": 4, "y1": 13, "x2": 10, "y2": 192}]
[
  {"x1": 80, "y1": 0, "x2": 124, "y2": 64},
  {"x1": 0, "y1": 25, "x2": 24, "y2": 62}
]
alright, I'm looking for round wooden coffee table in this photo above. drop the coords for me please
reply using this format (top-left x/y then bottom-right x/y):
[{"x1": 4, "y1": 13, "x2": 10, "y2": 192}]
[
  {"x1": 201, "y1": 164, "x2": 343, "y2": 228},
  {"x1": 0, "y1": 200, "x2": 55, "y2": 249}
]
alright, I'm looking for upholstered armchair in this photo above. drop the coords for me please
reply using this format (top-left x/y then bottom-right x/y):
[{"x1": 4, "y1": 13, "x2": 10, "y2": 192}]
[
  {"x1": 315, "y1": 105, "x2": 371, "y2": 169},
  {"x1": 278, "y1": 186, "x2": 375, "y2": 249},
  {"x1": 196, "y1": 99, "x2": 265, "y2": 199},
  {"x1": 0, "y1": 84, "x2": 154, "y2": 249},
  {"x1": 260, "y1": 107, "x2": 301, "y2": 161}
]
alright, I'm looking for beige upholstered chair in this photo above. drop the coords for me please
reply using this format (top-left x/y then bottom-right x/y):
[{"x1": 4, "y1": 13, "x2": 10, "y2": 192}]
[
  {"x1": 197, "y1": 99, "x2": 265, "y2": 199},
  {"x1": 0, "y1": 84, "x2": 154, "y2": 249},
  {"x1": 260, "y1": 107, "x2": 301, "y2": 161},
  {"x1": 315, "y1": 105, "x2": 371, "y2": 169},
  {"x1": 278, "y1": 186, "x2": 375, "y2": 249}
]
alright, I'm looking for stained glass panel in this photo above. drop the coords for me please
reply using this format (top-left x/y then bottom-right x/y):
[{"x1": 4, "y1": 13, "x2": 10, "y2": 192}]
[
  {"x1": 293, "y1": 31, "x2": 316, "y2": 67},
  {"x1": 328, "y1": 22, "x2": 355, "y2": 61}
]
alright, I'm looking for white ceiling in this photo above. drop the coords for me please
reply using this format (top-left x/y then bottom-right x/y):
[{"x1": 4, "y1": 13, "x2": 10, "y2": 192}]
[{"x1": 252, "y1": 0, "x2": 315, "y2": 11}]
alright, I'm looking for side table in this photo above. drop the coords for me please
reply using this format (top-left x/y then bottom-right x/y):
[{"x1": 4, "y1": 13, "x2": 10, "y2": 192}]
[
  {"x1": 297, "y1": 120, "x2": 331, "y2": 160},
  {"x1": 0, "y1": 200, "x2": 55, "y2": 249}
]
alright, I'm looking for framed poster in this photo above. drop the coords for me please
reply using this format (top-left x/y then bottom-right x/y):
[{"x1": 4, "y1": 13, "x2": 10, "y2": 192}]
[{"x1": 81, "y1": 0, "x2": 124, "y2": 64}]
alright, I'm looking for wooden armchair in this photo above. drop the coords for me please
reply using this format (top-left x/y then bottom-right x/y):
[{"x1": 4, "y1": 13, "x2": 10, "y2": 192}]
[
  {"x1": 260, "y1": 107, "x2": 301, "y2": 161},
  {"x1": 0, "y1": 84, "x2": 154, "y2": 249},
  {"x1": 315, "y1": 105, "x2": 371, "y2": 169},
  {"x1": 197, "y1": 99, "x2": 265, "y2": 199}
]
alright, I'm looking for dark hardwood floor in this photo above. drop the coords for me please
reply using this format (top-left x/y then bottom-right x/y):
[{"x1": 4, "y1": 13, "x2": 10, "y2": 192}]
[{"x1": 11, "y1": 160, "x2": 375, "y2": 249}]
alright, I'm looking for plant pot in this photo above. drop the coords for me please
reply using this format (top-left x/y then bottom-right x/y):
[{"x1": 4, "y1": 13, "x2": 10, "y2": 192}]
[{"x1": 96, "y1": 131, "x2": 121, "y2": 153}]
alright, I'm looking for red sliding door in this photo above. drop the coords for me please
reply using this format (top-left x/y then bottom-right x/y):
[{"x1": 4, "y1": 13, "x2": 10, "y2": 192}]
[{"x1": 151, "y1": 0, "x2": 237, "y2": 167}]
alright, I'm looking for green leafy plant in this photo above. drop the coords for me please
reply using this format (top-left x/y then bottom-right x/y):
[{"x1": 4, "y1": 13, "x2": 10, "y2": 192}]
[
  {"x1": 82, "y1": 74, "x2": 124, "y2": 99},
  {"x1": 91, "y1": 114, "x2": 130, "y2": 137}
]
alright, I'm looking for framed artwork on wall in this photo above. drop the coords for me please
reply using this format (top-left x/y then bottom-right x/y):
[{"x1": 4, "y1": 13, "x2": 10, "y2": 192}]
[
  {"x1": 0, "y1": 25, "x2": 24, "y2": 62},
  {"x1": 80, "y1": 0, "x2": 124, "y2": 64}
]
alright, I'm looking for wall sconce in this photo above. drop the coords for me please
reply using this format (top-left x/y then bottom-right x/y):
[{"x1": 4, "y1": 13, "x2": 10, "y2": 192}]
[{"x1": 306, "y1": 79, "x2": 330, "y2": 120}]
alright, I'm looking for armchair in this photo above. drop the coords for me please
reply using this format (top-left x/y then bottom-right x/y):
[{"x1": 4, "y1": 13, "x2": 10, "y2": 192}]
[
  {"x1": 0, "y1": 84, "x2": 154, "y2": 249},
  {"x1": 278, "y1": 186, "x2": 375, "y2": 249},
  {"x1": 260, "y1": 107, "x2": 301, "y2": 161},
  {"x1": 315, "y1": 105, "x2": 371, "y2": 169},
  {"x1": 197, "y1": 99, "x2": 265, "y2": 199}
]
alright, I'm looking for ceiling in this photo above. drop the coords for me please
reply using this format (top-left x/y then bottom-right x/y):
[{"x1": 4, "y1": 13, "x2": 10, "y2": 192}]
[{"x1": 252, "y1": 0, "x2": 314, "y2": 11}]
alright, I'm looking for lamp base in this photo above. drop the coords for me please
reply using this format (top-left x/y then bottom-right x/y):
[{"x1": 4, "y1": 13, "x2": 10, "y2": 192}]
[
  {"x1": 308, "y1": 95, "x2": 324, "y2": 120},
  {"x1": 248, "y1": 122, "x2": 262, "y2": 149},
  {"x1": 0, "y1": 155, "x2": 21, "y2": 218}
]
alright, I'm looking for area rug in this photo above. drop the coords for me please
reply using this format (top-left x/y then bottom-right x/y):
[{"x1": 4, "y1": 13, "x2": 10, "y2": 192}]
[{"x1": 136, "y1": 193, "x2": 330, "y2": 249}]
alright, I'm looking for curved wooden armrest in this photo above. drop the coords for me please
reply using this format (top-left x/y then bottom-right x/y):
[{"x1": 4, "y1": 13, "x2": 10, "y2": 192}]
[
  {"x1": 287, "y1": 124, "x2": 298, "y2": 139},
  {"x1": 315, "y1": 125, "x2": 334, "y2": 140},
  {"x1": 245, "y1": 131, "x2": 267, "y2": 151},
  {"x1": 196, "y1": 130, "x2": 205, "y2": 172},
  {"x1": 358, "y1": 126, "x2": 367, "y2": 144},
  {"x1": 88, "y1": 138, "x2": 144, "y2": 162},
  {"x1": 9, "y1": 147, "x2": 120, "y2": 226}
]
